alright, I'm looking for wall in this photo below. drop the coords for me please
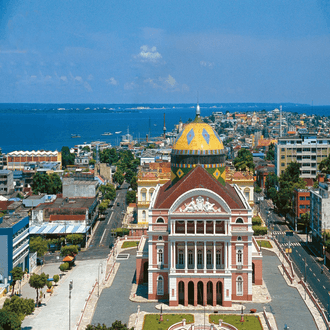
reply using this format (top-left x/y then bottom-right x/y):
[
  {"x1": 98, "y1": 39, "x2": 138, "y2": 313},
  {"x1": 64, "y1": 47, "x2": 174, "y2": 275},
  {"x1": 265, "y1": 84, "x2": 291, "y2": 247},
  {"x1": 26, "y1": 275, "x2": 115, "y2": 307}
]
[{"x1": 0, "y1": 235, "x2": 8, "y2": 284}]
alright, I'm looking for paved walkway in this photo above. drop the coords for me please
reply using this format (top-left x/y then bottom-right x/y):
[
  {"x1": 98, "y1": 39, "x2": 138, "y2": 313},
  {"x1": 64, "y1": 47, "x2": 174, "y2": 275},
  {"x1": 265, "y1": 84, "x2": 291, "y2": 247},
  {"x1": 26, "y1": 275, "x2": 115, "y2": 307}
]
[{"x1": 22, "y1": 258, "x2": 107, "y2": 330}]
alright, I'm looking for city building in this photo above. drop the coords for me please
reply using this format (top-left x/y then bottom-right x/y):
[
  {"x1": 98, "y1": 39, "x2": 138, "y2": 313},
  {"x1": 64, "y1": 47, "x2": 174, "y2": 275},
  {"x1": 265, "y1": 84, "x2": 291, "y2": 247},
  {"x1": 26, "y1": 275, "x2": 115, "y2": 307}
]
[
  {"x1": 275, "y1": 133, "x2": 330, "y2": 179},
  {"x1": 0, "y1": 170, "x2": 14, "y2": 195},
  {"x1": 6, "y1": 150, "x2": 62, "y2": 171},
  {"x1": 292, "y1": 189, "x2": 310, "y2": 227},
  {"x1": 310, "y1": 182, "x2": 330, "y2": 253},
  {"x1": 136, "y1": 105, "x2": 262, "y2": 307},
  {"x1": 255, "y1": 164, "x2": 275, "y2": 189},
  {"x1": 62, "y1": 172, "x2": 99, "y2": 198},
  {"x1": 0, "y1": 213, "x2": 29, "y2": 288}
]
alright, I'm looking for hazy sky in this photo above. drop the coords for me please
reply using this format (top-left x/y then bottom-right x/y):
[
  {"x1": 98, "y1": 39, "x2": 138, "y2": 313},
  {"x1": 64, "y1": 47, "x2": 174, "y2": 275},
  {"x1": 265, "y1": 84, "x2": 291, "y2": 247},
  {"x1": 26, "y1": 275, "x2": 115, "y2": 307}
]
[{"x1": 0, "y1": 0, "x2": 330, "y2": 104}]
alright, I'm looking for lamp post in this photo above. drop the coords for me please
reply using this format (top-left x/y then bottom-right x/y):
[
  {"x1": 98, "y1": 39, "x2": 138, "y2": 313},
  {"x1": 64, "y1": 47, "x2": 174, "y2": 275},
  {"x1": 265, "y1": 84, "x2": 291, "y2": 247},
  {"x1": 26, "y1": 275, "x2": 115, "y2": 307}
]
[
  {"x1": 98, "y1": 263, "x2": 103, "y2": 297},
  {"x1": 69, "y1": 280, "x2": 73, "y2": 330},
  {"x1": 328, "y1": 291, "x2": 330, "y2": 321}
]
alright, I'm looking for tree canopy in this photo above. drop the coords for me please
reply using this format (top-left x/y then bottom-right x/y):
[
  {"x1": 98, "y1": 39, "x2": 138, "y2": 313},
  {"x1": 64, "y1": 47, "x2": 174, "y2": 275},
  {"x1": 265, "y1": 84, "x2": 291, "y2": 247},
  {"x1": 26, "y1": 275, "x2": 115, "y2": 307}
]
[
  {"x1": 29, "y1": 236, "x2": 48, "y2": 257},
  {"x1": 100, "y1": 184, "x2": 116, "y2": 201},
  {"x1": 0, "y1": 309, "x2": 21, "y2": 330},
  {"x1": 61, "y1": 146, "x2": 75, "y2": 168},
  {"x1": 319, "y1": 155, "x2": 330, "y2": 174},
  {"x1": 29, "y1": 272, "x2": 48, "y2": 306},
  {"x1": 31, "y1": 172, "x2": 62, "y2": 195},
  {"x1": 126, "y1": 190, "x2": 136, "y2": 204},
  {"x1": 60, "y1": 245, "x2": 78, "y2": 257},
  {"x1": 10, "y1": 267, "x2": 23, "y2": 296},
  {"x1": 2, "y1": 295, "x2": 35, "y2": 322},
  {"x1": 233, "y1": 149, "x2": 255, "y2": 172},
  {"x1": 265, "y1": 143, "x2": 275, "y2": 161}
]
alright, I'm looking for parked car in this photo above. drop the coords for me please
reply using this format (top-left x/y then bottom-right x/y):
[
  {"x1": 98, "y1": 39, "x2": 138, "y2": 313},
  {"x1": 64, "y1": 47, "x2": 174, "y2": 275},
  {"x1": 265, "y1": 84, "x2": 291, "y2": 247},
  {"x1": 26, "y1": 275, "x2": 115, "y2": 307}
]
[{"x1": 37, "y1": 258, "x2": 43, "y2": 265}]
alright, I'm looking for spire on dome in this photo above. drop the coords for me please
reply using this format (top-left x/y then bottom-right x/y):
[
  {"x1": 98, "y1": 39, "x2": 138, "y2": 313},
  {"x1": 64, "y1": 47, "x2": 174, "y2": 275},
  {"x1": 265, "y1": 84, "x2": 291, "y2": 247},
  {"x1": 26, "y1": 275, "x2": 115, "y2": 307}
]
[{"x1": 194, "y1": 102, "x2": 203, "y2": 123}]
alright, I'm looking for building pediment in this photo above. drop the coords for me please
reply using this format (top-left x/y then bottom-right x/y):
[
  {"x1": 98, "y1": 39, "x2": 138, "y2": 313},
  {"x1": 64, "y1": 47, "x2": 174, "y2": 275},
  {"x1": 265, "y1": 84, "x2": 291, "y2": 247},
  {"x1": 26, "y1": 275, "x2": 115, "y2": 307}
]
[{"x1": 169, "y1": 188, "x2": 231, "y2": 215}]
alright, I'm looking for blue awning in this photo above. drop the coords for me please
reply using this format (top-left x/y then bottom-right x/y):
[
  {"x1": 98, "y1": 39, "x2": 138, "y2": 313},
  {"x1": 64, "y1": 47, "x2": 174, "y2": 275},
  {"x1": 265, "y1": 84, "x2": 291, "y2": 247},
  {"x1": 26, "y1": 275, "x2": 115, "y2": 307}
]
[{"x1": 29, "y1": 224, "x2": 90, "y2": 235}]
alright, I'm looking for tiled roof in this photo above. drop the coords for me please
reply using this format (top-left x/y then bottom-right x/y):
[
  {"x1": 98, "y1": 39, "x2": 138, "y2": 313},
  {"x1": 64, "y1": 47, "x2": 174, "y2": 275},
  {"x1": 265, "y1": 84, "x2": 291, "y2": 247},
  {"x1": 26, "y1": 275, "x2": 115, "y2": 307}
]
[
  {"x1": 154, "y1": 165, "x2": 245, "y2": 209},
  {"x1": 49, "y1": 215, "x2": 85, "y2": 221}
]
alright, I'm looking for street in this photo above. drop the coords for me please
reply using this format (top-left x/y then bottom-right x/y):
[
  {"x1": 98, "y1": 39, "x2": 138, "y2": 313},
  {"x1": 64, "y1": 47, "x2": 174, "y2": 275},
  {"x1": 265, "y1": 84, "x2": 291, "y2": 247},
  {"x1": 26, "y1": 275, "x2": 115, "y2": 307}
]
[{"x1": 257, "y1": 193, "x2": 330, "y2": 320}]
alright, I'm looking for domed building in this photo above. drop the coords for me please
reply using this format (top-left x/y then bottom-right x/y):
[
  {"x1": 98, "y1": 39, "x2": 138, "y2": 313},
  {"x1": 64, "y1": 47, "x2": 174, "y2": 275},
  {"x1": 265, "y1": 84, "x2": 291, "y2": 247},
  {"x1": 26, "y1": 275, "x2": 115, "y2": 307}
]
[
  {"x1": 136, "y1": 105, "x2": 263, "y2": 308},
  {"x1": 171, "y1": 104, "x2": 226, "y2": 185}
]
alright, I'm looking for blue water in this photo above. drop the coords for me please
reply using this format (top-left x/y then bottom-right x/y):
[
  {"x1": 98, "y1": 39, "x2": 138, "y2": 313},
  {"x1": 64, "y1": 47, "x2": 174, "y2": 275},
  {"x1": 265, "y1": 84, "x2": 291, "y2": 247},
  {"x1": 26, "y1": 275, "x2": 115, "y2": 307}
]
[{"x1": 0, "y1": 103, "x2": 328, "y2": 153}]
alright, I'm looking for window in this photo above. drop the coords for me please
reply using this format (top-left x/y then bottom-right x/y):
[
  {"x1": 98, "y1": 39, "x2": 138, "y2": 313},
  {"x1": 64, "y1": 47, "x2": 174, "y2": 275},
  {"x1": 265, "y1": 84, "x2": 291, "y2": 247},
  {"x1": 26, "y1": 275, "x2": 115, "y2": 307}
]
[
  {"x1": 158, "y1": 249, "x2": 163, "y2": 264},
  {"x1": 156, "y1": 218, "x2": 164, "y2": 223},
  {"x1": 281, "y1": 155, "x2": 285, "y2": 159},
  {"x1": 178, "y1": 251, "x2": 184, "y2": 265},
  {"x1": 141, "y1": 191, "x2": 146, "y2": 202},
  {"x1": 158, "y1": 236, "x2": 163, "y2": 241},
  {"x1": 237, "y1": 276, "x2": 243, "y2": 295},
  {"x1": 299, "y1": 197, "x2": 305, "y2": 201},
  {"x1": 237, "y1": 250, "x2": 243, "y2": 264},
  {"x1": 281, "y1": 163, "x2": 285, "y2": 166},
  {"x1": 236, "y1": 218, "x2": 244, "y2": 223},
  {"x1": 198, "y1": 252, "x2": 203, "y2": 265},
  {"x1": 188, "y1": 252, "x2": 193, "y2": 265},
  {"x1": 142, "y1": 211, "x2": 146, "y2": 221},
  {"x1": 149, "y1": 189, "x2": 154, "y2": 200},
  {"x1": 207, "y1": 251, "x2": 212, "y2": 265},
  {"x1": 157, "y1": 276, "x2": 164, "y2": 295},
  {"x1": 216, "y1": 251, "x2": 222, "y2": 266},
  {"x1": 237, "y1": 236, "x2": 242, "y2": 241},
  {"x1": 244, "y1": 189, "x2": 250, "y2": 201}
]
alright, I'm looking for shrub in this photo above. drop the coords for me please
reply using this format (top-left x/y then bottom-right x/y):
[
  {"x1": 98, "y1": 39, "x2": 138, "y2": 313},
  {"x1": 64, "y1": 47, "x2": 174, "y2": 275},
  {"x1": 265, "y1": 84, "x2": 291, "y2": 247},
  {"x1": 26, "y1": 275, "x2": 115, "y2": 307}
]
[
  {"x1": 253, "y1": 225, "x2": 267, "y2": 236},
  {"x1": 111, "y1": 228, "x2": 129, "y2": 237},
  {"x1": 46, "y1": 281, "x2": 52, "y2": 289},
  {"x1": 252, "y1": 216, "x2": 262, "y2": 226},
  {"x1": 53, "y1": 274, "x2": 59, "y2": 284},
  {"x1": 60, "y1": 245, "x2": 78, "y2": 257},
  {"x1": 59, "y1": 262, "x2": 70, "y2": 272}
]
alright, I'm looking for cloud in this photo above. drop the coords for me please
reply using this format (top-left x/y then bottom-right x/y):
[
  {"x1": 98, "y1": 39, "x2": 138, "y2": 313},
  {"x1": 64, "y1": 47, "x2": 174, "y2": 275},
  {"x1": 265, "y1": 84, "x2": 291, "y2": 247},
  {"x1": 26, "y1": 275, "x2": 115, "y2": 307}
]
[
  {"x1": 134, "y1": 45, "x2": 162, "y2": 63},
  {"x1": 143, "y1": 75, "x2": 189, "y2": 93},
  {"x1": 60, "y1": 76, "x2": 67, "y2": 82},
  {"x1": 84, "y1": 81, "x2": 92, "y2": 92},
  {"x1": 200, "y1": 61, "x2": 214, "y2": 68},
  {"x1": 87, "y1": 74, "x2": 93, "y2": 81},
  {"x1": 106, "y1": 77, "x2": 118, "y2": 85},
  {"x1": 165, "y1": 75, "x2": 176, "y2": 87}
]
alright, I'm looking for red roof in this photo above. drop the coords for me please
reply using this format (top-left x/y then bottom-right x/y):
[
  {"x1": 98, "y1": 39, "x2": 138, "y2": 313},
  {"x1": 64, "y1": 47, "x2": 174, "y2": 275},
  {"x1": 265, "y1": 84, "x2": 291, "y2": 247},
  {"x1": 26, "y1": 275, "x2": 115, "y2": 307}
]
[
  {"x1": 154, "y1": 166, "x2": 245, "y2": 209},
  {"x1": 49, "y1": 215, "x2": 85, "y2": 221}
]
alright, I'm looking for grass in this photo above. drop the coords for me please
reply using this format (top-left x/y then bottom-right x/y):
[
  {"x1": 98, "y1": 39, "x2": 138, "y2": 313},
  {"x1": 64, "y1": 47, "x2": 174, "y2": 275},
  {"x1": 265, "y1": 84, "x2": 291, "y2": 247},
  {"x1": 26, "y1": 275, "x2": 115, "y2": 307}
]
[
  {"x1": 143, "y1": 314, "x2": 194, "y2": 330},
  {"x1": 121, "y1": 241, "x2": 139, "y2": 248},
  {"x1": 209, "y1": 314, "x2": 263, "y2": 330},
  {"x1": 257, "y1": 240, "x2": 272, "y2": 248}
]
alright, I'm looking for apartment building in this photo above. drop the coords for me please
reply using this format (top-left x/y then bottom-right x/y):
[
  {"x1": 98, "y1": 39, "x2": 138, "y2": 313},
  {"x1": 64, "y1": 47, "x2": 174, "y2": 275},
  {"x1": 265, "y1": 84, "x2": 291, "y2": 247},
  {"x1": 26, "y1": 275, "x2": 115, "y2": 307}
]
[
  {"x1": 275, "y1": 133, "x2": 330, "y2": 179},
  {"x1": 0, "y1": 170, "x2": 14, "y2": 195}
]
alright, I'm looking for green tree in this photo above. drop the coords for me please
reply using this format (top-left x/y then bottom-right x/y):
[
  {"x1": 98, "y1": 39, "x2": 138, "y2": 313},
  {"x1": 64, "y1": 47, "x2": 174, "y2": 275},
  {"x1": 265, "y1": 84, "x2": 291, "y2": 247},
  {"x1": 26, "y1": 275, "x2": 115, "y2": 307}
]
[
  {"x1": 265, "y1": 172, "x2": 278, "y2": 192},
  {"x1": 233, "y1": 149, "x2": 255, "y2": 172},
  {"x1": 130, "y1": 176, "x2": 137, "y2": 191},
  {"x1": 66, "y1": 234, "x2": 84, "y2": 246},
  {"x1": 29, "y1": 273, "x2": 48, "y2": 306},
  {"x1": 60, "y1": 245, "x2": 78, "y2": 257},
  {"x1": 61, "y1": 146, "x2": 75, "y2": 168},
  {"x1": 99, "y1": 202, "x2": 108, "y2": 214},
  {"x1": 89, "y1": 159, "x2": 96, "y2": 165},
  {"x1": 319, "y1": 155, "x2": 330, "y2": 174},
  {"x1": 10, "y1": 267, "x2": 23, "y2": 296},
  {"x1": 53, "y1": 275, "x2": 59, "y2": 285},
  {"x1": 31, "y1": 172, "x2": 51, "y2": 194},
  {"x1": 2, "y1": 295, "x2": 35, "y2": 322},
  {"x1": 113, "y1": 170, "x2": 125, "y2": 185},
  {"x1": 126, "y1": 190, "x2": 136, "y2": 204},
  {"x1": 300, "y1": 212, "x2": 310, "y2": 230},
  {"x1": 48, "y1": 173, "x2": 62, "y2": 194},
  {"x1": 255, "y1": 184, "x2": 262, "y2": 193},
  {"x1": 100, "y1": 148, "x2": 118, "y2": 164},
  {"x1": 82, "y1": 146, "x2": 90, "y2": 152},
  {"x1": 59, "y1": 263, "x2": 70, "y2": 272},
  {"x1": 125, "y1": 169, "x2": 135, "y2": 184},
  {"x1": 29, "y1": 236, "x2": 48, "y2": 258},
  {"x1": 265, "y1": 143, "x2": 275, "y2": 161},
  {"x1": 267, "y1": 187, "x2": 277, "y2": 201},
  {"x1": 0, "y1": 309, "x2": 21, "y2": 330}
]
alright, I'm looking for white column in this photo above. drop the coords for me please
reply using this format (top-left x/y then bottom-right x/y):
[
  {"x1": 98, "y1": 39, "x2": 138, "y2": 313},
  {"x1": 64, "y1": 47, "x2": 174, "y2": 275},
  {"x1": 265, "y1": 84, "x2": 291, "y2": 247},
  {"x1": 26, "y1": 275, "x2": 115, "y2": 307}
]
[
  {"x1": 174, "y1": 242, "x2": 176, "y2": 269},
  {"x1": 213, "y1": 241, "x2": 216, "y2": 271},
  {"x1": 204, "y1": 241, "x2": 207, "y2": 271},
  {"x1": 185, "y1": 241, "x2": 188, "y2": 272},
  {"x1": 213, "y1": 220, "x2": 216, "y2": 234},
  {"x1": 204, "y1": 221, "x2": 206, "y2": 234},
  {"x1": 194, "y1": 221, "x2": 197, "y2": 234},
  {"x1": 185, "y1": 221, "x2": 187, "y2": 235},
  {"x1": 225, "y1": 242, "x2": 228, "y2": 270},
  {"x1": 170, "y1": 242, "x2": 173, "y2": 269},
  {"x1": 194, "y1": 242, "x2": 197, "y2": 272}
]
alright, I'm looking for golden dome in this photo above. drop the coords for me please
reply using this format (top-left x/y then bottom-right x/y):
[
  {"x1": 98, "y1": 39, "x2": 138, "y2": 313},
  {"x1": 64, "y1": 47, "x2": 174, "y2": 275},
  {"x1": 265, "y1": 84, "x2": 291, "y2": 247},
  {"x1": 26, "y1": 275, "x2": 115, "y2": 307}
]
[{"x1": 173, "y1": 122, "x2": 224, "y2": 153}]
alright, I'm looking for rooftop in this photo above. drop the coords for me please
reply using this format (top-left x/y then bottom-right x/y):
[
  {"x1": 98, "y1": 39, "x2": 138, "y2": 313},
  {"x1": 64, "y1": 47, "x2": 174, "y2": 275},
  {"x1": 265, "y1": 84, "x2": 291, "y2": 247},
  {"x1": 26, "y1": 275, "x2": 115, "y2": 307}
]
[
  {"x1": 34, "y1": 197, "x2": 96, "y2": 211},
  {"x1": 0, "y1": 213, "x2": 28, "y2": 228}
]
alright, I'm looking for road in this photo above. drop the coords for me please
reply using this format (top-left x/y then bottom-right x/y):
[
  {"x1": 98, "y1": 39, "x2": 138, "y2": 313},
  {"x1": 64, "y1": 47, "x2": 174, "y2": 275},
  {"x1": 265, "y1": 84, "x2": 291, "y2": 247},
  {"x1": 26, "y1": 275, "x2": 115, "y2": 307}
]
[
  {"x1": 257, "y1": 192, "x2": 330, "y2": 320},
  {"x1": 77, "y1": 182, "x2": 129, "y2": 260}
]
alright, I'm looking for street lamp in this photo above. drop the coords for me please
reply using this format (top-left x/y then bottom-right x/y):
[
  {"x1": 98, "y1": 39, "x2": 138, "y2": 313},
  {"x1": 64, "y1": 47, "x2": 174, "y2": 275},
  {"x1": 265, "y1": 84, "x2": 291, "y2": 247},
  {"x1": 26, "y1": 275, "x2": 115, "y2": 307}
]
[
  {"x1": 69, "y1": 280, "x2": 73, "y2": 330},
  {"x1": 98, "y1": 263, "x2": 103, "y2": 297}
]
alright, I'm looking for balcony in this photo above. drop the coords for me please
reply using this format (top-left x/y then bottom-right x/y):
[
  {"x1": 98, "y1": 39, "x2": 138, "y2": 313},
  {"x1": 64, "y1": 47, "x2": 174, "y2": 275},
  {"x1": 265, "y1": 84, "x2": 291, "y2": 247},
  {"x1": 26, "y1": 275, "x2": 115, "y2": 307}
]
[
  {"x1": 13, "y1": 228, "x2": 29, "y2": 246},
  {"x1": 13, "y1": 239, "x2": 29, "y2": 259}
]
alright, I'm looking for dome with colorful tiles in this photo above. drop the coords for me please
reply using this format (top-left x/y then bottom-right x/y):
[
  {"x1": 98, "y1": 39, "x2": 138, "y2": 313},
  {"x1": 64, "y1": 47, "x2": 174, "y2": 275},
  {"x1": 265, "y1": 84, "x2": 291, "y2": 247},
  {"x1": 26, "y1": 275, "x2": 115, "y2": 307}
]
[{"x1": 171, "y1": 104, "x2": 226, "y2": 185}]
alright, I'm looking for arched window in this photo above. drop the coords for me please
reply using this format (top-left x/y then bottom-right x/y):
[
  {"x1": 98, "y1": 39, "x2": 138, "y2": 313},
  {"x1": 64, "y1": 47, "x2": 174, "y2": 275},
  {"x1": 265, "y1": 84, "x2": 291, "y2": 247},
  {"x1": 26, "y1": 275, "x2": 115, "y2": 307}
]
[
  {"x1": 236, "y1": 276, "x2": 243, "y2": 295},
  {"x1": 158, "y1": 249, "x2": 163, "y2": 264},
  {"x1": 156, "y1": 218, "x2": 164, "y2": 223},
  {"x1": 158, "y1": 236, "x2": 163, "y2": 241},
  {"x1": 237, "y1": 236, "x2": 242, "y2": 241},
  {"x1": 216, "y1": 250, "x2": 222, "y2": 268},
  {"x1": 142, "y1": 211, "x2": 146, "y2": 221},
  {"x1": 237, "y1": 250, "x2": 243, "y2": 264},
  {"x1": 149, "y1": 188, "x2": 155, "y2": 200},
  {"x1": 235, "y1": 218, "x2": 244, "y2": 223},
  {"x1": 207, "y1": 250, "x2": 212, "y2": 265},
  {"x1": 157, "y1": 276, "x2": 164, "y2": 295}
]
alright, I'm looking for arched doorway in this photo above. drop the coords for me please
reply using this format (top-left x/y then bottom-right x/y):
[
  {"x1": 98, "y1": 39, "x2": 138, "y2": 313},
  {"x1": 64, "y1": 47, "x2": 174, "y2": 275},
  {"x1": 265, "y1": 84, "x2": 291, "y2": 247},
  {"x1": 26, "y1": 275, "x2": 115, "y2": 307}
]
[
  {"x1": 216, "y1": 281, "x2": 222, "y2": 305},
  {"x1": 188, "y1": 281, "x2": 194, "y2": 305},
  {"x1": 207, "y1": 281, "x2": 213, "y2": 305},
  {"x1": 252, "y1": 262, "x2": 255, "y2": 283},
  {"x1": 178, "y1": 281, "x2": 184, "y2": 305},
  {"x1": 143, "y1": 262, "x2": 148, "y2": 283},
  {"x1": 197, "y1": 281, "x2": 204, "y2": 305}
]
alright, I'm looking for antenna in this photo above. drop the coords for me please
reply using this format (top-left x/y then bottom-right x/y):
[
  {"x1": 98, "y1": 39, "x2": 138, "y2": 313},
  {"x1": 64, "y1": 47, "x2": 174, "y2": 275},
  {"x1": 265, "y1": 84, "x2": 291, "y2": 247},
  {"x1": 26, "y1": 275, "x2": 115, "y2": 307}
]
[
  {"x1": 280, "y1": 105, "x2": 282, "y2": 138},
  {"x1": 149, "y1": 117, "x2": 151, "y2": 138},
  {"x1": 163, "y1": 113, "x2": 166, "y2": 139}
]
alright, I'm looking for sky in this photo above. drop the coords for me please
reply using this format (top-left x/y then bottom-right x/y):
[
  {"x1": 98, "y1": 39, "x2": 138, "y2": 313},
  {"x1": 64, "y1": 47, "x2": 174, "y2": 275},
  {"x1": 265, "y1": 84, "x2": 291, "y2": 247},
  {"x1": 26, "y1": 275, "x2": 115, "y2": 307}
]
[{"x1": 0, "y1": 0, "x2": 330, "y2": 104}]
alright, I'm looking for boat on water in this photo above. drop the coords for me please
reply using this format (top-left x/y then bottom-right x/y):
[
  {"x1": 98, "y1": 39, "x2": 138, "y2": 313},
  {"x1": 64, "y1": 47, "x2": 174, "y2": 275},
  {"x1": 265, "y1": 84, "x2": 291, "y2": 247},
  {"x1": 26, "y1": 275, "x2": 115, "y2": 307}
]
[
  {"x1": 101, "y1": 132, "x2": 113, "y2": 136},
  {"x1": 115, "y1": 131, "x2": 122, "y2": 134},
  {"x1": 71, "y1": 134, "x2": 81, "y2": 138}
]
